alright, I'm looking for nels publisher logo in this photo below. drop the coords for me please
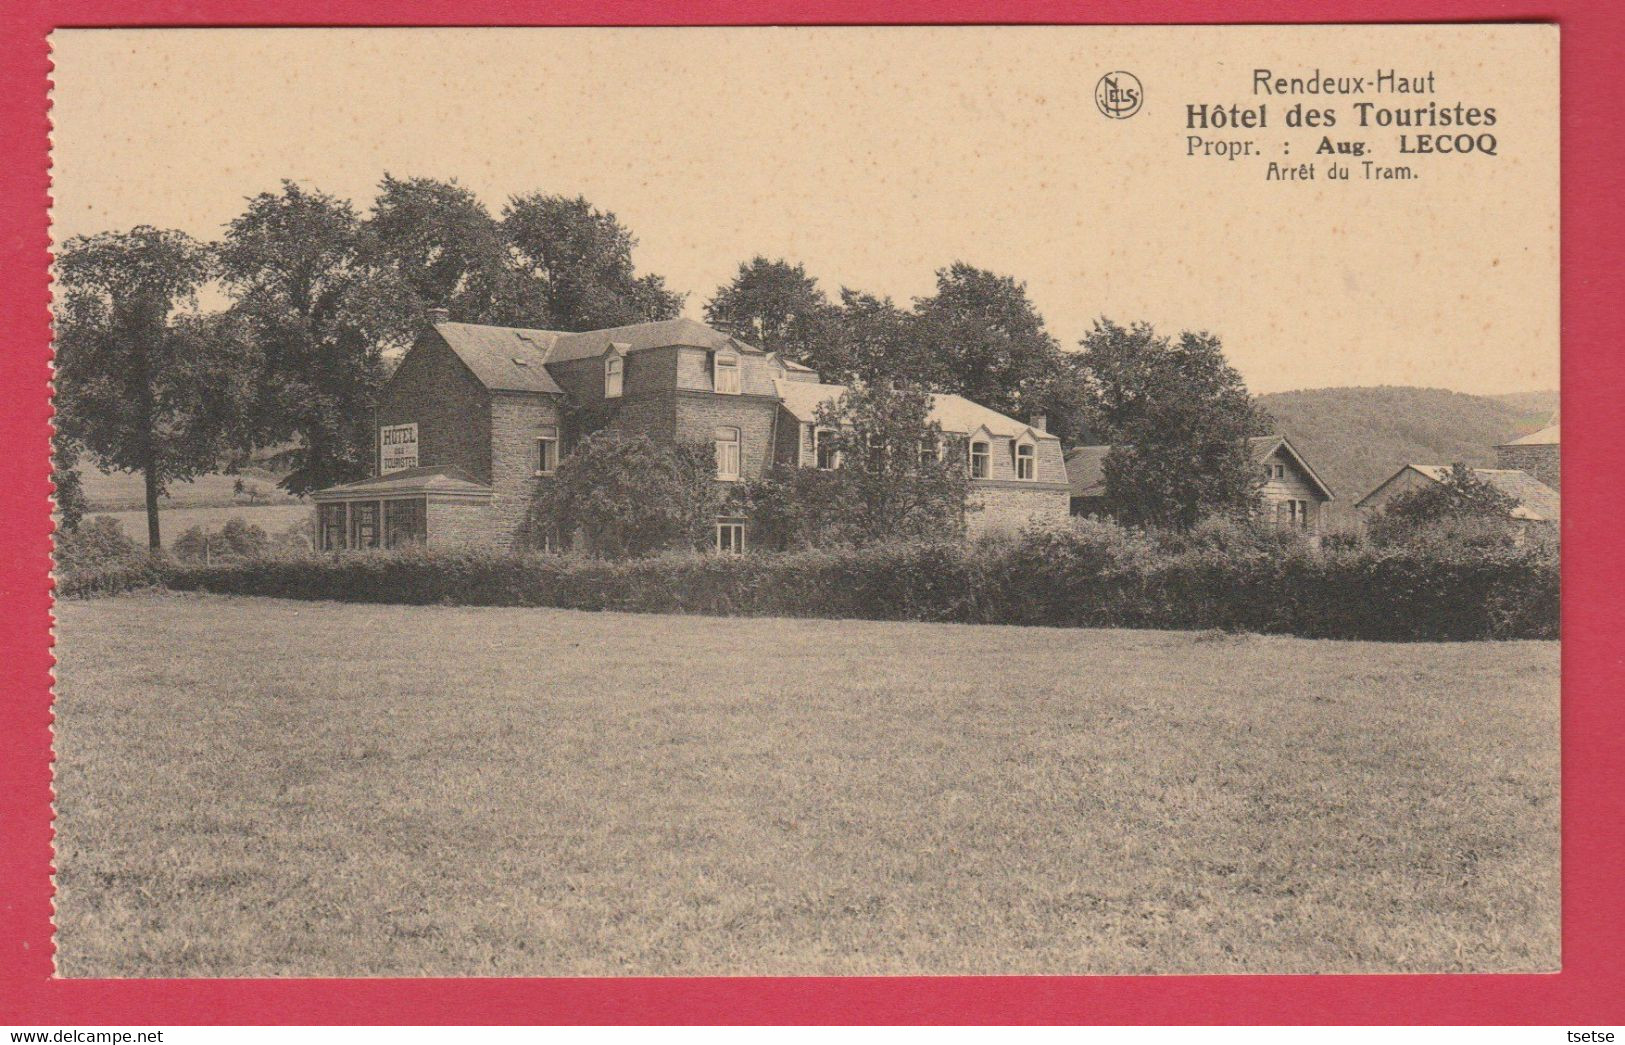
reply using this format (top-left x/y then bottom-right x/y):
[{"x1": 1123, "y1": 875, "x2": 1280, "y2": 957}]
[{"x1": 1095, "y1": 71, "x2": 1143, "y2": 119}]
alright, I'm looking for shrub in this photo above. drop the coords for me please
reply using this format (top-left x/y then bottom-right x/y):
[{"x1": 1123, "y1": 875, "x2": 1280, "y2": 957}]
[
  {"x1": 171, "y1": 516, "x2": 271, "y2": 563},
  {"x1": 122, "y1": 528, "x2": 1558, "y2": 642},
  {"x1": 54, "y1": 515, "x2": 145, "y2": 572}
]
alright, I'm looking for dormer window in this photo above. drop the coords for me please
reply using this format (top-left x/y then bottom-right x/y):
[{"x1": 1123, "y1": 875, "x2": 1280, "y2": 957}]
[
  {"x1": 969, "y1": 439, "x2": 991, "y2": 479},
  {"x1": 713, "y1": 351, "x2": 741, "y2": 395},
  {"x1": 604, "y1": 354, "x2": 623, "y2": 398},
  {"x1": 1015, "y1": 442, "x2": 1037, "y2": 481}
]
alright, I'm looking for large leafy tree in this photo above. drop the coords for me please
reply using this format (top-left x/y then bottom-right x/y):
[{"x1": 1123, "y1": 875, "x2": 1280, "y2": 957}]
[
  {"x1": 365, "y1": 175, "x2": 544, "y2": 326},
  {"x1": 54, "y1": 228, "x2": 254, "y2": 548},
  {"x1": 1368, "y1": 463, "x2": 1521, "y2": 546},
  {"x1": 217, "y1": 181, "x2": 417, "y2": 495},
  {"x1": 741, "y1": 381, "x2": 971, "y2": 549},
  {"x1": 912, "y1": 262, "x2": 1064, "y2": 424},
  {"x1": 1078, "y1": 318, "x2": 1271, "y2": 530},
  {"x1": 704, "y1": 256, "x2": 837, "y2": 361},
  {"x1": 503, "y1": 193, "x2": 683, "y2": 330},
  {"x1": 528, "y1": 432, "x2": 720, "y2": 558}
]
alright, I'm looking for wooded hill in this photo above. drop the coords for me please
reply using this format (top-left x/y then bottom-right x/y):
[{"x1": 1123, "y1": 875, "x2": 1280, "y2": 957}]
[{"x1": 1257, "y1": 386, "x2": 1558, "y2": 509}]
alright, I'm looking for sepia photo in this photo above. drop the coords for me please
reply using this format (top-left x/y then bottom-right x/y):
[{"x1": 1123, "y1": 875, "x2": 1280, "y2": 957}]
[{"x1": 48, "y1": 25, "x2": 1559, "y2": 977}]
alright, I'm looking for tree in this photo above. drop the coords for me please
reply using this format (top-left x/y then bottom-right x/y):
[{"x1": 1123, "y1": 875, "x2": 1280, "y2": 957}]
[
  {"x1": 704, "y1": 256, "x2": 837, "y2": 362},
  {"x1": 217, "y1": 181, "x2": 417, "y2": 494},
  {"x1": 1077, "y1": 318, "x2": 1271, "y2": 530},
  {"x1": 365, "y1": 174, "x2": 544, "y2": 325},
  {"x1": 503, "y1": 193, "x2": 683, "y2": 330},
  {"x1": 51, "y1": 437, "x2": 88, "y2": 533},
  {"x1": 528, "y1": 432, "x2": 721, "y2": 558},
  {"x1": 1368, "y1": 463, "x2": 1521, "y2": 545},
  {"x1": 54, "y1": 228, "x2": 252, "y2": 548},
  {"x1": 911, "y1": 263, "x2": 1063, "y2": 423},
  {"x1": 740, "y1": 382, "x2": 971, "y2": 549}
]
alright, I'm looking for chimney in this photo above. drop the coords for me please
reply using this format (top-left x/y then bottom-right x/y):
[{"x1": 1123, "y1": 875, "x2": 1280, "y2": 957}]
[
  {"x1": 426, "y1": 306, "x2": 451, "y2": 325},
  {"x1": 1031, "y1": 413, "x2": 1048, "y2": 433}
]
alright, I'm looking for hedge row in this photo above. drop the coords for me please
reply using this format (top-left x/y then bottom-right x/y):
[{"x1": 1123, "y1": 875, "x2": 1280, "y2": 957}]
[{"x1": 57, "y1": 528, "x2": 1559, "y2": 642}]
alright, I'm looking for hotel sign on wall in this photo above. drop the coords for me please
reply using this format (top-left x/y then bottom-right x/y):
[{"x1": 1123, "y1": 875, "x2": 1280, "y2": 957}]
[{"x1": 380, "y1": 423, "x2": 419, "y2": 474}]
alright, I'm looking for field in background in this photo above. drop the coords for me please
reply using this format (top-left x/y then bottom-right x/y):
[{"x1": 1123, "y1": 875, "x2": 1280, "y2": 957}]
[
  {"x1": 78, "y1": 466, "x2": 298, "y2": 511},
  {"x1": 88, "y1": 504, "x2": 310, "y2": 546},
  {"x1": 52, "y1": 596, "x2": 1559, "y2": 977}
]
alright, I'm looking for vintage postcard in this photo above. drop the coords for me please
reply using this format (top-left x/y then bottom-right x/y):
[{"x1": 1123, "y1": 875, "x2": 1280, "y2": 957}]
[{"x1": 46, "y1": 25, "x2": 1559, "y2": 979}]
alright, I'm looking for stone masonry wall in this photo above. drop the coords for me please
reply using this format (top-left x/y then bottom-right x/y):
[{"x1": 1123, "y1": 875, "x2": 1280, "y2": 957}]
[
  {"x1": 1496, "y1": 443, "x2": 1561, "y2": 491},
  {"x1": 427, "y1": 500, "x2": 500, "y2": 549},
  {"x1": 967, "y1": 483, "x2": 1072, "y2": 537},
  {"x1": 674, "y1": 391, "x2": 781, "y2": 483},
  {"x1": 378, "y1": 331, "x2": 490, "y2": 482},
  {"x1": 489, "y1": 392, "x2": 564, "y2": 550}
]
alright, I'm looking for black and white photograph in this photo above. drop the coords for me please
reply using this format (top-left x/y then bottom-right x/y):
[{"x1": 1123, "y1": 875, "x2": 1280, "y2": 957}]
[{"x1": 47, "y1": 25, "x2": 1560, "y2": 978}]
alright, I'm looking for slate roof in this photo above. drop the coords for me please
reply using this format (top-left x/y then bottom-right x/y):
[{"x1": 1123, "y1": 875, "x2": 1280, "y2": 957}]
[
  {"x1": 1249, "y1": 434, "x2": 1336, "y2": 500},
  {"x1": 432, "y1": 323, "x2": 566, "y2": 394},
  {"x1": 310, "y1": 465, "x2": 493, "y2": 501},
  {"x1": 1064, "y1": 445, "x2": 1110, "y2": 499},
  {"x1": 774, "y1": 380, "x2": 1057, "y2": 440},
  {"x1": 1064, "y1": 435, "x2": 1334, "y2": 502},
  {"x1": 542, "y1": 317, "x2": 759, "y2": 365},
  {"x1": 1501, "y1": 421, "x2": 1560, "y2": 447},
  {"x1": 1403, "y1": 465, "x2": 1561, "y2": 523}
]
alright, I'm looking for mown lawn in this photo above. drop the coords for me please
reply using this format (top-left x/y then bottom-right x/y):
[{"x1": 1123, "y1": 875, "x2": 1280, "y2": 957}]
[{"x1": 51, "y1": 595, "x2": 1559, "y2": 977}]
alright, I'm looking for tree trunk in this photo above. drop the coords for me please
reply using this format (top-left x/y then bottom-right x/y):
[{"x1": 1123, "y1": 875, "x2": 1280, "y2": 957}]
[{"x1": 143, "y1": 460, "x2": 161, "y2": 550}]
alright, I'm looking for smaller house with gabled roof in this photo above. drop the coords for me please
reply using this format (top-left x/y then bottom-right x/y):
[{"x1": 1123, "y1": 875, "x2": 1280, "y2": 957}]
[
  {"x1": 1355, "y1": 464, "x2": 1561, "y2": 527},
  {"x1": 1063, "y1": 434, "x2": 1335, "y2": 534}
]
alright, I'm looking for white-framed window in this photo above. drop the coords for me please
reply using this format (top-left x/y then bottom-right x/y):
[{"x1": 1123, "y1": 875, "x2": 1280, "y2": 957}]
[
  {"x1": 716, "y1": 520, "x2": 745, "y2": 555},
  {"x1": 1015, "y1": 442, "x2": 1037, "y2": 481},
  {"x1": 815, "y1": 428, "x2": 839, "y2": 470},
  {"x1": 918, "y1": 436, "x2": 939, "y2": 468},
  {"x1": 715, "y1": 426, "x2": 741, "y2": 480},
  {"x1": 535, "y1": 425, "x2": 559, "y2": 475},
  {"x1": 969, "y1": 440, "x2": 991, "y2": 479},
  {"x1": 713, "y1": 352, "x2": 741, "y2": 395},
  {"x1": 1272, "y1": 463, "x2": 1286, "y2": 480},
  {"x1": 604, "y1": 354, "x2": 623, "y2": 398},
  {"x1": 866, "y1": 432, "x2": 885, "y2": 474}
]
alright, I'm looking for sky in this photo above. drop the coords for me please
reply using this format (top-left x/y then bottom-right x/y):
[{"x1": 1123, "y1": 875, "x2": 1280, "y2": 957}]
[{"x1": 48, "y1": 26, "x2": 1559, "y2": 396}]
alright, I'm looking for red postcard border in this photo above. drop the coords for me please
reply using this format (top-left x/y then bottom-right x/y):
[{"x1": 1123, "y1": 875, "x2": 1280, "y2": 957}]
[{"x1": 3, "y1": 0, "x2": 1621, "y2": 1026}]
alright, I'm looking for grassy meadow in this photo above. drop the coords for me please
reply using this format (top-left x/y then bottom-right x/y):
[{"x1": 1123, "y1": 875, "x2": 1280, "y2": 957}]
[
  {"x1": 86, "y1": 505, "x2": 311, "y2": 548},
  {"x1": 51, "y1": 595, "x2": 1560, "y2": 977}
]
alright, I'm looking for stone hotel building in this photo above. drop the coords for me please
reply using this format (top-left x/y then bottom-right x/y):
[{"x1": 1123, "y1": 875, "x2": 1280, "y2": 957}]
[{"x1": 311, "y1": 313, "x2": 1069, "y2": 552}]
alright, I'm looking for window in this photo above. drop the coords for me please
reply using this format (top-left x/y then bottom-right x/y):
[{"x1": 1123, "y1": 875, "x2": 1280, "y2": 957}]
[
  {"x1": 535, "y1": 425, "x2": 558, "y2": 475},
  {"x1": 969, "y1": 440, "x2": 991, "y2": 479},
  {"x1": 714, "y1": 353, "x2": 741, "y2": 395},
  {"x1": 1272, "y1": 463, "x2": 1286, "y2": 480},
  {"x1": 815, "y1": 428, "x2": 839, "y2": 470},
  {"x1": 715, "y1": 426, "x2": 741, "y2": 480},
  {"x1": 384, "y1": 498, "x2": 427, "y2": 548},
  {"x1": 866, "y1": 432, "x2": 885, "y2": 474},
  {"x1": 319, "y1": 503, "x2": 346, "y2": 551},
  {"x1": 349, "y1": 500, "x2": 381, "y2": 549},
  {"x1": 918, "y1": 437, "x2": 940, "y2": 468},
  {"x1": 1015, "y1": 442, "x2": 1036, "y2": 481},
  {"x1": 716, "y1": 520, "x2": 745, "y2": 555},
  {"x1": 604, "y1": 354, "x2": 623, "y2": 398}
]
